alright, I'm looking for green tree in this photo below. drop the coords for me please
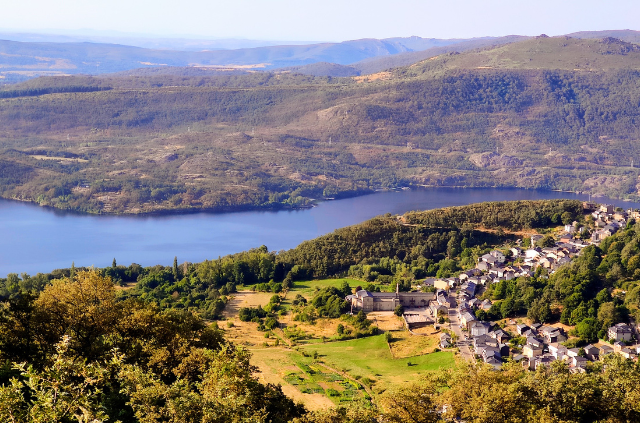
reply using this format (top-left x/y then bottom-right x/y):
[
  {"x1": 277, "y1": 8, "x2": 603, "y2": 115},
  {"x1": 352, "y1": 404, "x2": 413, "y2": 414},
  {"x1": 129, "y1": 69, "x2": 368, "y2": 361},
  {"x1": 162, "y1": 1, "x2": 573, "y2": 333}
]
[
  {"x1": 173, "y1": 256, "x2": 180, "y2": 281},
  {"x1": 598, "y1": 302, "x2": 621, "y2": 332},
  {"x1": 394, "y1": 305, "x2": 405, "y2": 316},
  {"x1": 500, "y1": 296, "x2": 516, "y2": 318},
  {"x1": 575, "y1": 318, "x2": 600, "y2": 343}
]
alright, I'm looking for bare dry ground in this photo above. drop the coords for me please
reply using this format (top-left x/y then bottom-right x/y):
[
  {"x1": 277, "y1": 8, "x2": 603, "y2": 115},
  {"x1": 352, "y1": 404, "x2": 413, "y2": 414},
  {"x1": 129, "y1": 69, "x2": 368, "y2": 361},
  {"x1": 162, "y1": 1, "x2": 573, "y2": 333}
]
[
  {"x1": 366, "y1": 312, "x2": 404, "y2": 331},
  {"x1": 222, "y1": 320, "x2": 276, "y2": 347},
  {"x1": 113, "y1": 281, "x2": 136, "y2": 291},
  {"x1": 222, "y1": 291, "x2": 275, "y2": 318}
]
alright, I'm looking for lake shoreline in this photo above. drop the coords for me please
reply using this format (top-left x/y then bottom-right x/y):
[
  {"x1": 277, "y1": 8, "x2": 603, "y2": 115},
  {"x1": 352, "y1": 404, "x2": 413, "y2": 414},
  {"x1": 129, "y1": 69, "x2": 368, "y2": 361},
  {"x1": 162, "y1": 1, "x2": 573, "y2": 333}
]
[
  {"x1": 3, "y1": 186, "x2": 640, "y2": 277},
  {"x1": 4, "y1": 184, "x2": 629, "y2": 218}
]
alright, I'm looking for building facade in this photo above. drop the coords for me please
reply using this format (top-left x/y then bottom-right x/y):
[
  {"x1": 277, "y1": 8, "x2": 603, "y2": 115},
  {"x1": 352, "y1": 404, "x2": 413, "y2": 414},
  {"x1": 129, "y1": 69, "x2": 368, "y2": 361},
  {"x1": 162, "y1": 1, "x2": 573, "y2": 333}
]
[{"x1": 349, "y1": 288, "x2": 435, "y2": 312}]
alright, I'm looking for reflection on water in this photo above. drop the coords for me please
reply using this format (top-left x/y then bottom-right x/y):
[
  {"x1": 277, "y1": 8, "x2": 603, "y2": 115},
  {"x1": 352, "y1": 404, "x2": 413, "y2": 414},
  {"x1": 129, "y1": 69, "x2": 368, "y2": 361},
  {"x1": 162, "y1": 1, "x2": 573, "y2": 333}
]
[{"x1": 1, "y1": 187, "x2": 638, "y2": 276}]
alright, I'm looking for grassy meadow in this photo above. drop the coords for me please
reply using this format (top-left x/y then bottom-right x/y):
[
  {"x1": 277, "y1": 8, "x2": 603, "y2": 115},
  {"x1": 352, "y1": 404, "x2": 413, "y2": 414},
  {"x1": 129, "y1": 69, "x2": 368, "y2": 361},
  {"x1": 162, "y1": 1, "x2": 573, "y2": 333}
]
[{"x1": 222, "y1": 278, "x2": 456, "y2": 409}]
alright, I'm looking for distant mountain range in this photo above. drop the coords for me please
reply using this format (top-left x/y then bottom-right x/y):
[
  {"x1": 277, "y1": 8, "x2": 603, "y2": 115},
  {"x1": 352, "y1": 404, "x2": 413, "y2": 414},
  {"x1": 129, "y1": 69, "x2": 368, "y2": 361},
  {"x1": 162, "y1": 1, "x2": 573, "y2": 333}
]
[
  {"x1": 0, "y1": 34, "x2": 517, "y2": 84},
  {"x1": 0, "y1": 31, "x2": 322, "y2": 51},
  {"x1": 1, "y1": 30, "x2": 639, "y2": 84}
]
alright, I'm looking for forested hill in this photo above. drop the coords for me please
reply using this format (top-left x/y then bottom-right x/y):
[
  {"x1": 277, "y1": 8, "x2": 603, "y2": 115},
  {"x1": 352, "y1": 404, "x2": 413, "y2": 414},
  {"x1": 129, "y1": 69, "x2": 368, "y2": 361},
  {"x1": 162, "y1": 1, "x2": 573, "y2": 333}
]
[{"x1": 1, "y1": 37, "x2": 640, "y2": 214}]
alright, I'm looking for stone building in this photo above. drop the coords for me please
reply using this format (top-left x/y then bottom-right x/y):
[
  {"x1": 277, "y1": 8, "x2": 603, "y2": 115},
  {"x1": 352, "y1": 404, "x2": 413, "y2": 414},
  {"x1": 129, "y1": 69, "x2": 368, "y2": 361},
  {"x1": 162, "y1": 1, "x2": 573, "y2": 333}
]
[{"x1": 349, "y1": 285, "x2": 435, "y2": 312}]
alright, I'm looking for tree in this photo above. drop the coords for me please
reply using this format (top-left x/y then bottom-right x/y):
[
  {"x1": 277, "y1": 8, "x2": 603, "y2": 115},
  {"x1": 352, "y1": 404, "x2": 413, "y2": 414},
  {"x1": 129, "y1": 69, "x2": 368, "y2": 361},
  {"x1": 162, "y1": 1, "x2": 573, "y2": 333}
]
[
  {"x1": 379, "y1": 376, "x2": 443, "y2": 423},
  {"x1": 340, "y1": 280, "x2": 352, "y2": 296},
  {"x1": 536, "y1": 235, "x2": 556, "y2": 248},
  {"x1": 598, "y1": 302, "x2": 621, "y2": 332},
  {"x1": 394, "y1": 305, "x2": 404, "y2": 316},
  {"x1": 0, "y1": 337, "x2": 114, "y2": 423},
  {"x1": 596, "y1": 288, "x2": 612, "y2": 305},
  {"x1": 500, "y1": 296, "x2": 516, "y2": 318},
  {"x1": 575, "y1": 318, "x2": 600, "y2": 343},
  {"x1": 34, "y1": 270, "x2": 121, "y2": 360},
  {"x1": 173, "y1": 256, "x2": 180, "y2": 281},
  {"x1": 561, "y1": 212, "x2": 574, "y2": 226},
  {"x1": 447, "y1": 235, "x2": 461, "y2": 259}
]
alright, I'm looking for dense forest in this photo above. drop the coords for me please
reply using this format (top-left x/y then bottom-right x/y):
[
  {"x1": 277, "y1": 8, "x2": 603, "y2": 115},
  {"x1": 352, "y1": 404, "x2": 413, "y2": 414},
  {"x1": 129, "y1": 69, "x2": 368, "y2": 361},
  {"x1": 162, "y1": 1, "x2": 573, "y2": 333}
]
[{"x1": 1, "y1": 37, "x2": 640, "y2": 213}]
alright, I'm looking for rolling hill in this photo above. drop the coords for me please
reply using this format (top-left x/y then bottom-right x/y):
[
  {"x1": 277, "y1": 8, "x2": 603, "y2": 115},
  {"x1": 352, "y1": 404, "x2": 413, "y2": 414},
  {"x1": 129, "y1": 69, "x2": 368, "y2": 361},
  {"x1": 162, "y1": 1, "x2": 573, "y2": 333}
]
[
  {"x1": 0, "y1": 35, "x2": 486, "y2": 84},
  {"x1": 1, "y1": 35, "x2": 640, "y2": 214}
]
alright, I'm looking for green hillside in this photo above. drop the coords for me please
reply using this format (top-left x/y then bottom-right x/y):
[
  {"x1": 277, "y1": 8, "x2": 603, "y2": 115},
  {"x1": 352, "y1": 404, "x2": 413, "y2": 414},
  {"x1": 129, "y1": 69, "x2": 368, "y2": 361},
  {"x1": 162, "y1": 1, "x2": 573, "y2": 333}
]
[{"x1": 1, "y1": 36, "x2": 640, "y2": 213}]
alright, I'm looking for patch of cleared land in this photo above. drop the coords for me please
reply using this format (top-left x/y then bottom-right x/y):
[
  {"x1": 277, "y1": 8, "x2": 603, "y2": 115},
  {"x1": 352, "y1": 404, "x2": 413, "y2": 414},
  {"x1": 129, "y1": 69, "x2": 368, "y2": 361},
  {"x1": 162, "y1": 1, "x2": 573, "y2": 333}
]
[
  {"x1": 366, "y1": 312, "x2": 404, "y2": 332},
  {"x1": 29, "y1": 155, "x2": 89, "y2": 162},
  {"x1": 223, "y1": 291, "x2": 275, "y2": 318},
  {"x1": 388, "y1": 329, "x2": 441, "y2": 358},
  {"x1": 250, "y1": 348, "x2": 336, "y2": 411}
]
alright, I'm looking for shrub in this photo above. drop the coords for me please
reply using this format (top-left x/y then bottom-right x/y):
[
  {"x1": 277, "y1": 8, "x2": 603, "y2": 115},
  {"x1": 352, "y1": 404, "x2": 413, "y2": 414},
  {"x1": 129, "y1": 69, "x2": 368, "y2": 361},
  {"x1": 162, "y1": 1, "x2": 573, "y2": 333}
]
[
  {"x1": 238, "y1": 306, "x2": 267, "y2": 322},
  {"x1": 394, "y1": 305, "x2": 404, "y2": 316}
]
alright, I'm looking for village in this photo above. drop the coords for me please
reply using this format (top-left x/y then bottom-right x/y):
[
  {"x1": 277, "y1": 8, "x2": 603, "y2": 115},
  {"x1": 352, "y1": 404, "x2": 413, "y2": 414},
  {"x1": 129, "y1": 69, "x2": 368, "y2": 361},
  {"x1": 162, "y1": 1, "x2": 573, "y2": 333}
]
[{"x1": 349, "y1": 202, "x2": 640, "y2": 371}]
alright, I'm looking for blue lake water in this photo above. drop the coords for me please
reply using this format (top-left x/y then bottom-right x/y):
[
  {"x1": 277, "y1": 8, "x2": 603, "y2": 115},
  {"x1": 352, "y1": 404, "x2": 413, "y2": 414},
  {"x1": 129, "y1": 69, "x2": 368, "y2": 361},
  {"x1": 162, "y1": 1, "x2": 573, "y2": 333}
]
[{"x1": 1, "y1": 187, "x2": 639, "y2": 277}]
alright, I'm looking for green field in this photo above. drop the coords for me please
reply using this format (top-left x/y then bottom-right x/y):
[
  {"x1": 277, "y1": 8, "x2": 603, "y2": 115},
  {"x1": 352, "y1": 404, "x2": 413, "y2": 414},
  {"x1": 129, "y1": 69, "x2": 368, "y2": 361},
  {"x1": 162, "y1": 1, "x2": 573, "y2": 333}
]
[
  {"x1": 289, "y1": 278, "x2": 362, "y2": 299},
  {"x1": 298, "y1": 334, "x2": 455, "y2": 389}
]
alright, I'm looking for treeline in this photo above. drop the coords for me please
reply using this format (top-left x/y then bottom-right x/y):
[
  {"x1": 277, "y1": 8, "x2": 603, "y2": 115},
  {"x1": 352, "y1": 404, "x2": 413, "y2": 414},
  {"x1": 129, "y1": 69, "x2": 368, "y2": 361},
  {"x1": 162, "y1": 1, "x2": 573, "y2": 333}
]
[
  {"x1": 0, "y1": 85, "x2": 111, "y2": 99},
  {"x1": 404, "y1": 199, "x2": 583, "y2": 231},
  {"x1": 368, "y1": 357, "x2": 640, "y2": 423}
]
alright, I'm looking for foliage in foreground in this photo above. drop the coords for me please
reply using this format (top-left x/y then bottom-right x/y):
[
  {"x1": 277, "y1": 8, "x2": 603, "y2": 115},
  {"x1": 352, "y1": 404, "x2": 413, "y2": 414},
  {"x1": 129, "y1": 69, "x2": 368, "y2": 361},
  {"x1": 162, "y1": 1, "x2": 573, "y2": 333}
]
[
  {"x1": 0, "y1": 271, "x2": 305, "y2": 423},
  {"x1": 374, "y1": 357, "x2": 640, "y2": 423},
  {"x1": 4, "y1": 273, "x2": 640, "y2": 422}
]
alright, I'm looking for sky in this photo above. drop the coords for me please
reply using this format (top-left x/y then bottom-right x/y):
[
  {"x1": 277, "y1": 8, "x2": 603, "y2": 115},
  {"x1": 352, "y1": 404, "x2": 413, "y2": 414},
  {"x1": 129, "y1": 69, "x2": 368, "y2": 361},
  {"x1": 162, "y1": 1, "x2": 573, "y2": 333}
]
[{"x1": 1, "y1": 0, "x2": 639, "y2": 42}]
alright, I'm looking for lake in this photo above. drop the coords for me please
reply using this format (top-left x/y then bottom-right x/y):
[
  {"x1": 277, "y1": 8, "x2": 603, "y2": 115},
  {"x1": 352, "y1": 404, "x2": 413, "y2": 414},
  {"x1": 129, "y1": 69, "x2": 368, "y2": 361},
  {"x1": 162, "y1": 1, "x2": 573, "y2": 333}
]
[{"x1": 1, "y1": 187, "x2": 639, "y2": 277}]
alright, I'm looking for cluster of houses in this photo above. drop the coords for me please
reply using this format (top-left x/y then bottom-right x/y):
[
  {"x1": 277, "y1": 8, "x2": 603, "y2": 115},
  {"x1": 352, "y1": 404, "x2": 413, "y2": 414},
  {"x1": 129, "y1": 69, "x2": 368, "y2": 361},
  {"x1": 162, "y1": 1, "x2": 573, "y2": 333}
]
[
  {"x1": 588, "y1": 204, "x2": 637, "y2": 243},
  {"x1": 515, "y1": 321, "x2": 640, "y2": 371},
  {"x1": 440, "y1": 320, "x2": 640, "y2": 371},
  {"x1": 353, "y1": 202, "x2": 640, "y2": 371},
  {"x1": 424, "y1": 203, "x2": 640, "y2": 294},
  {"x1": 425, "y1": 207, "x2": 629, "y2": 294}
]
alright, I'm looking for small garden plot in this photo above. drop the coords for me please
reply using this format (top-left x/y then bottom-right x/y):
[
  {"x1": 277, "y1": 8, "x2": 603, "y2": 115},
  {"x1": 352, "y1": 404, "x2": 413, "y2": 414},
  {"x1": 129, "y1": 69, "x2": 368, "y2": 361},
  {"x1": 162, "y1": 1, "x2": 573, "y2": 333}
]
[{"x1": 283, "y1": 363, "x2": 369, "y2": 405}]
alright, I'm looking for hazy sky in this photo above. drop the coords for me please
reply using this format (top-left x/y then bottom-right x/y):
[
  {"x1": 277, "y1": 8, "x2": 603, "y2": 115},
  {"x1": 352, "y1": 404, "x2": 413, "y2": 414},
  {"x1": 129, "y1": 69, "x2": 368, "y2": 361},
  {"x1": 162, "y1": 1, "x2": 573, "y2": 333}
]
[{"x1": 2, "y1": 0, "x2": 639, "y2": 42}]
